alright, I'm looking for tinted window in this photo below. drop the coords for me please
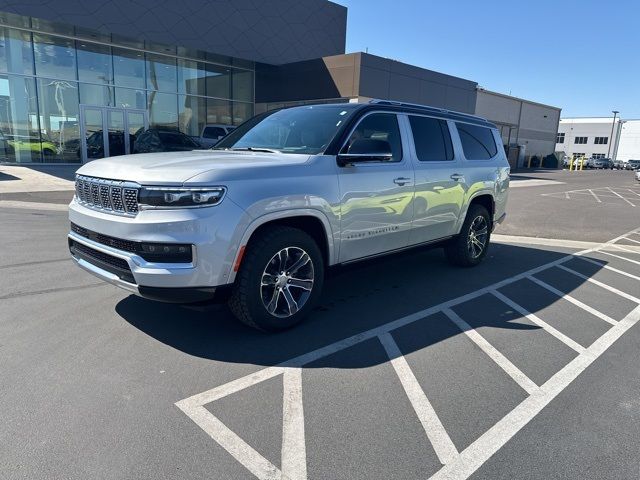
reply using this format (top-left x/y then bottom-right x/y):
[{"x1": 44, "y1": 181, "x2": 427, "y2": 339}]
[
  {"x1": 344, "y1": 113, "x2": 402, "y2": 162},
  {"x1": 456, "y1": 123, "x2": 498, "y2": 160},
  {"x1": 203, "y1": 126, "x2": 226, "y2": 139},
  {"x1": 409, "y1": 116, "x2": 453, "y2": 161}
]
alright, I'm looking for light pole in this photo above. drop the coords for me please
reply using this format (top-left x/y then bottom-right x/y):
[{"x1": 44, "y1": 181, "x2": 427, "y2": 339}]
[{"x1": 607, "y1": 110, "x2": 619, "y2": 158}]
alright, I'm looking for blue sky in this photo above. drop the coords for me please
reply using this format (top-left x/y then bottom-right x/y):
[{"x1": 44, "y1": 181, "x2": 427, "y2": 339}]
[{"x1": 334, "y1": 0, "x2": 640, "y2": 118}]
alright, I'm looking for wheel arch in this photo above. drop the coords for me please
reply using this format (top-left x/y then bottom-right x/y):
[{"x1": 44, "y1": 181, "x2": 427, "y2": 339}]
[
  {"x1": 456, "y1": 191, "x2": 495, "y2": 233},
  {"x1": 228, "y1": 209, "x2": 335, "y2": 284}
]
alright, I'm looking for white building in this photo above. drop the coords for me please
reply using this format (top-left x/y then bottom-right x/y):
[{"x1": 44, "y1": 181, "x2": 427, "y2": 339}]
[
  {"x1": 555, "y1": 117, "x2": 623, "y2": 161},
  {"x1": 616, "y1": 120, "x2": 640, "y2": 161}
]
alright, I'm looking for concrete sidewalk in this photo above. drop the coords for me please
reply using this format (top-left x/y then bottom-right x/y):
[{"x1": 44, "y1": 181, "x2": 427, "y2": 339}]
[{"x1": 0, "y1": 164, "x2": 76, "y2": 194}]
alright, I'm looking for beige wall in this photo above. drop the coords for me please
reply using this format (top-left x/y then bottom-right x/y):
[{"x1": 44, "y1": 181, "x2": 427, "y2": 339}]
[{"x1": 475, "y1": 90, "x2": 561, "y2": 166}]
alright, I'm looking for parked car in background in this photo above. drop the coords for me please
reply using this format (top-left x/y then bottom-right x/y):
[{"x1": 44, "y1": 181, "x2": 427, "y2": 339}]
[
  {"x1": 194, "y1": 124, "x2": 236, "y2": 148},
  {"x1": 588, "y1": 157, "x2": 610, "y2": 169},
  {"x1": 635, "y1": 170, "x2": 640, "y2": 182},
  {"x1": 132, "y1": 128, "x2": 201, "y2": 154},
  {"x1": 8, "y1": 136, "x2": 58, "y2": 159},
  {"x1": 626, "y1": 159, "x2": 640, "y2": 170},
  {"x1": 85, "y1": 131, "x2": 128, "y2": 159},
  {"x1": 613, "y1": 159, "x2": 626, "y2": 170},
  {"x1": 68, "y1": 101, "x2": 510, "y2": 331}
]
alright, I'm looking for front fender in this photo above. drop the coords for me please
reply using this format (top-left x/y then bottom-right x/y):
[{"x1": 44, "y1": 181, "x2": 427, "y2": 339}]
[{"x1": 224, "y1": 208, "x2": 336, "y2": 284}]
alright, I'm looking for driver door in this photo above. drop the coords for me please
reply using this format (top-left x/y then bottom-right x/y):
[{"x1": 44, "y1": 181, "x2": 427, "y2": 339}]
[{"x1": 337, "y1": 112, "x2": 415, "y2": 263}]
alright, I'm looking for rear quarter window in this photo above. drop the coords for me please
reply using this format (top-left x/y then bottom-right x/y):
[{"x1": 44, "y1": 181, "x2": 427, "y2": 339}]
[
  {"x1": 408, "y1": 115, "x2": 454, "y2": 161},
  {"x1": 456, "y1": 123, "x2": 498, "y2": 160}
]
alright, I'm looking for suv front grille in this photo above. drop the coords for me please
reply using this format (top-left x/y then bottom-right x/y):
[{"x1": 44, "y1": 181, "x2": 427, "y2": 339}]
[{"x1": 75, "y1": 175, "x2": 139, "y2": 215}]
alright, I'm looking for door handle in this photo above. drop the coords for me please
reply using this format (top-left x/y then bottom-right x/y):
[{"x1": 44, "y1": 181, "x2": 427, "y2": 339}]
[
  {"x1": 393, "y1": 177, "x2": 412, "y2": 186},
  {"x1": 450, "y1": 174, "x2": 464, "y2": 181}
]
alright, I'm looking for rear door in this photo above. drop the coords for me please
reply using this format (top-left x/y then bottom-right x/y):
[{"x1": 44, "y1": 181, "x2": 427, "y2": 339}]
[
  {"x1": 337, "y1": 112, "x2": 415, "y2": 263},
  {"x1": 406, "y1": 114, "x2": 465, "y2": 244}
]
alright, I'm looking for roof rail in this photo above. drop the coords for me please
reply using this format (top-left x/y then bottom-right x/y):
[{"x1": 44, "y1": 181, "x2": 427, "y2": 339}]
[{"x1": 368, "y1": 99, "x2": 488, "y2": 123}]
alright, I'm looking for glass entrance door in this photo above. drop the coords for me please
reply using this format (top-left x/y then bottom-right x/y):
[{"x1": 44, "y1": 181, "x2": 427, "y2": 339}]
[{"x1": 79, "y1": 105, "x2": 148, "y2": 163}]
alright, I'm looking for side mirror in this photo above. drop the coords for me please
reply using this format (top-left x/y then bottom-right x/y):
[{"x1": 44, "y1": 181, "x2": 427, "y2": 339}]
[{"x1": 337, "y1": 138, "x2": 393, "y2": 166}]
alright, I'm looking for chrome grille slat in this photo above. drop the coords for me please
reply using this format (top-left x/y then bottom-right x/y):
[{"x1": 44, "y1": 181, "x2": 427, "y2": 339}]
[{"x1": 74, "y1": 175, "x2": 139, "y2": 216}]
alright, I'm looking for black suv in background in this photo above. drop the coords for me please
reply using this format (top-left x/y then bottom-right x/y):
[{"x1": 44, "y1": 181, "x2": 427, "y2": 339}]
[{"x1": 133, "y1": 128, "x2": 201, "y2": 154}]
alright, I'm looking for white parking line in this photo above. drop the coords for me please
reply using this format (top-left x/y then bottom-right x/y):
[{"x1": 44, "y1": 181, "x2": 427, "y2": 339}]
[
  {"x1": 607, "y1": 187, "x2": 636, "y2": 207},
  {"x1": 282, "y1": 368, "x2": 307, "y2": 480},
  {"x1": 556, "y1": 264, "x2": 640, "y2": 304},
  {"x1": 490, "y1": 290, "x2": 585, "y2": 353},
  {"x1": 379, "y1": 332, "x2": 459, "y2": 465},
  {"x1": 175, "y1": 226, "x2": 640, "y2": 480},
  {"x1": 623, "y1": 237, "x2": 640, "y2": 245},
  {"x1": 431, "y1": 305, "x2": 640, "y2": 480},
  {"x1": 443, "y1": 308, "x2": 539, "y2": 395},
  {"x1": 526, "y1": 275, "x2": 618, "y2": 326},
  {"x1": 613, "y1": 244, "x2": 640, "y2": 255},
  {"x1": 599, "y1": 250, "x2": 640, "y2": 266},
  {"x1": 578, "y1": 257, "x2": 640, "y2": 282},
  {"x1": 589, "y1": 189, "x2": 602, "y2": 203},
  {"x1": 627, "y1": 189, "x2": 640, "y2": 198}
]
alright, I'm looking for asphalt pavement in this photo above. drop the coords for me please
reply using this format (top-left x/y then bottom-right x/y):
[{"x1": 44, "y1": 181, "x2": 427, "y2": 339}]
[{"x1": 1, "y1": 168, "x2": 640, "y2": 479}]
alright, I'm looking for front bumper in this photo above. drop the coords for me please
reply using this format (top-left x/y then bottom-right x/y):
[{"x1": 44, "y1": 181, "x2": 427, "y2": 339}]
[{"x1": 68, "y1": 196, "x2": 248, "y2": 300}]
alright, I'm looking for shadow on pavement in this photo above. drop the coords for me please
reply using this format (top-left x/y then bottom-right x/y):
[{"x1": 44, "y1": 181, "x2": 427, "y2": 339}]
[
  {"x1": 0, "y1": 171, "x2": 20, "y2": 181},
  {"x1": 116, "y1": 242, "x2": 604, "y2": 369}
]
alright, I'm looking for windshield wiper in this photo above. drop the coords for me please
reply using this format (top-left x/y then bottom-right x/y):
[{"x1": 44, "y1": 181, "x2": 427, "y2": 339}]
[{"x1": 229, "y1": 147, "x2": 281, "y2": 154}]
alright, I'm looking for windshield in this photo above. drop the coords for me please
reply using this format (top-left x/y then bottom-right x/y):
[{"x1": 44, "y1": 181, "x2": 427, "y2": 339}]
[{"x1": 215, "y1": 104, "x2": 359, "y2": 155}]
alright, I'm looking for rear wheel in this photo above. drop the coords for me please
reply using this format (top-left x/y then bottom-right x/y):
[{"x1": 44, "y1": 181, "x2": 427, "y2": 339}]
[
  {"x1": 445, "y1": 204, "x2": 491, "y2": 267},
  {"x1": 228, "y1": 226, "x2": 324, "y2": 331}
]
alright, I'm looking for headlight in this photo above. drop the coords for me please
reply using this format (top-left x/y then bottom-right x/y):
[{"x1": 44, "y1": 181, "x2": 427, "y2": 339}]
[{"x1": 139, "y1": 186, "x2": 226, "y2": 209}]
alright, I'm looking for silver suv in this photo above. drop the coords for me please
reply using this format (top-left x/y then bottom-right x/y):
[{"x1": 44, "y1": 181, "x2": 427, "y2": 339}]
[{"x1": 68, "y1": 101, "x2": 510, "y2": 330}]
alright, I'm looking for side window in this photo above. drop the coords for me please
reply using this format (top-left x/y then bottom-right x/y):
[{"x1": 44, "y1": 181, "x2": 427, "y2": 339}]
[
  {"x1": 456, "y1": 123, "x2": 498, "y2": 160},
  {"x1": 343, "y1": 113, "x2": 403, "y2": 162},
  {"x1": 409, "y1": 116, "x2": 454, "y2": 161},
  {"x1": 203, "y1": 127, "x2": 226, "y2": 139}
]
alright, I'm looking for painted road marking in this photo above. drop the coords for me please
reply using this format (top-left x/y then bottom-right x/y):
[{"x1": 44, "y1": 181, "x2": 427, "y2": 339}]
[
  {"x1": 490, "y1": 289, "x2": 585, "y2": 354},
  {"x1": 443, "y1": 308, "x2": 539, "y2": 394},
  {"x1": 589, "y1": 189, "x2": 602, "y2": 203},
  {"x1": 526, "y1": 275, "x2": 618, "y2": 326},
  {"x1": 379, "y1": 332, "x2": 459, "y2": 465},
  {"x1": 578, "y1": 257, "x2": 640, "y2": 282},
  {"x1": 556, "y1": 264, "x2": 640, "y2": 304},
  {"x1": 176, "y1": 227, "x2": 640, "y2": 480},
  {"x1": 624, "y1": 237, "x2": 640, "y2": 245},
  {"x1": 431, "y1": 305, "x2": 640, "y2": 480},
  {"x1": 599, "y1": 250, "x2": 640, "y2": 266},
  {"x1": 509, "y1": 179, "x2": 565, "y2": 188},
  {"x1": 607, "y1": 187, "x2": 636, "y2": 207}
]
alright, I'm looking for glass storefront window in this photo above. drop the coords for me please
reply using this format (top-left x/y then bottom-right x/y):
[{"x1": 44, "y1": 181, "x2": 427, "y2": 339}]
[
  {"x1": 115, "y1": 87, "x2": 146, "y2": 110},
  {"x1": 146, "y1": 54, "x2": 176, "y2": 92},
  {"x1": 37, "y1": 78, "x2": 80, "y2": 163},
  {"x1": 77, "y1": 42, "x2": 112, "y2": 84},
  {"x1": 0, "y1": 75, "x2": 40, "y2": 163},
  {"x1": 0, "y1": 28, "x2": 34, "y2": 75},
  {"x1": 33, "y1": 34, "x2": 76, "y2": 80},
  {"x1": 179, "y1": 95, "x2": 205, "y2": 136},
  {"x1": 205, "y1": 64, "x2": 231, "y2": 99},
  {"x1": 113, "y1": 48, "x2": 145, "y2": 89},
  {"x1": 232, "y1": 70, "x2": 254, "y2": 102},
  {"x1": 79, "y1": 83, "x2": 115, "y2": 107},
  {"x1": 206, "y1": 99, "x2": 232, "y2": 126},
  {"x1": 177, "y1": 59, "x2": 207, "y2": 96},
  {"x1": 148, "y1": 92, "x2": 178, "y2": 129},
  {"x1": 232, "y1": 102, "x2": 253, "y2": 126}
]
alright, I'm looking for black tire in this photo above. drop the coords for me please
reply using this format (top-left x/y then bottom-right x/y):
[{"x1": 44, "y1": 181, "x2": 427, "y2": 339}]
[
  {"x1": 228, "y1": 226, "x2": 324, "y2": 332},
  {"x1": 445, "y1": 204, "x2": 491, "y2": 267}
]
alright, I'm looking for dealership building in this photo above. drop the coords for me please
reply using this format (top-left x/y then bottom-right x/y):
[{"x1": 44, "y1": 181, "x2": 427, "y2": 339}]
[
  {"x1": 0, "y1": 0, "x2": 560, "y2": 167},
  {"x1": 556, "y1": 117, "x2": 640, "y2": 162}
]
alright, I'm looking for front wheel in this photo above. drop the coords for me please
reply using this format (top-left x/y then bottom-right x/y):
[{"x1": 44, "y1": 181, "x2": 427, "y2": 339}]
[
  {"x1": 445, "y1": 204, "x2": 491, "y2": 267},
  {"x1": 228, "y1": 226, "x2": 324, "y2": 331}
]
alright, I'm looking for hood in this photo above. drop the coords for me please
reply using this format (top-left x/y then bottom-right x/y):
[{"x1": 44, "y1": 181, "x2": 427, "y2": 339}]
[{"x1": 76, "y1": 150, "x2": 311, "y2": 185}]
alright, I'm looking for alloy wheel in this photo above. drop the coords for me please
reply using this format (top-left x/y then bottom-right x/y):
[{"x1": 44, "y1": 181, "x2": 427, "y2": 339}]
[
  {"x1": 467, "y1": 215, "x2": 488, "y2": 259},
  {"x1": 260, "y1": 247, "x2": 315, "y2": 318}
]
